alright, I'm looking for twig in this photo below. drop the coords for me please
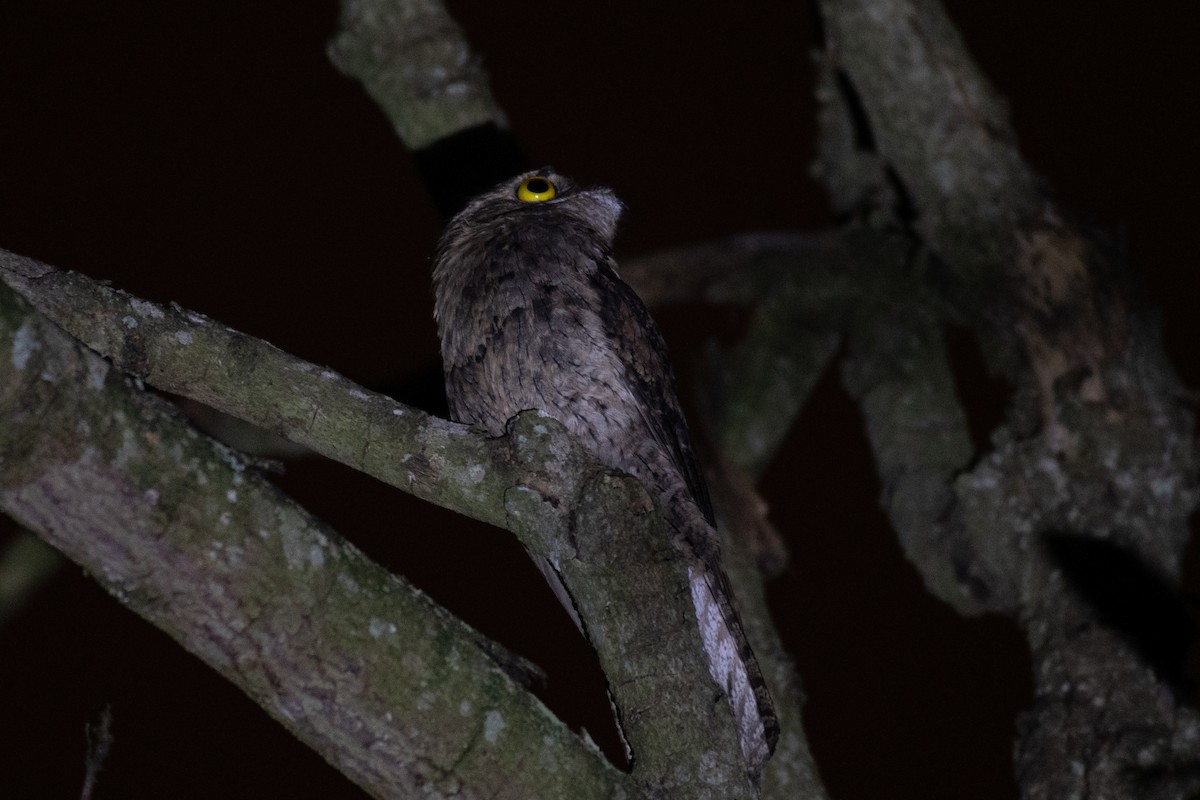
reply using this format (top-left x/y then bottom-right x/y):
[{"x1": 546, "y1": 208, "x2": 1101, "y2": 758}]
[{"x1": 80, "y1": 705, "x2": 113, "y2": 800}]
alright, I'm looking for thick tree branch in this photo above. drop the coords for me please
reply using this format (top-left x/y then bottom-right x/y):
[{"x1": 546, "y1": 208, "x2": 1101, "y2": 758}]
[
  {"x1": 816, "y1": 1, "x2": 1200, "y2": 797},
  {"x1": 329, "y1": 0, "x2": 507, "y2": 150},
  {"x1": 0, "y1": 278, "x2": 630, "y2": 799},
  {"x1": 818, "y1": 0, "x2": 1039, "y2": 296},
  {"x1": 505, "y1": 465, "x2": 758, "y2": 798},
  {"x1": 0, "y1": 248, "x2": 513, "y2": 531},
  {"x1": 0, "y1": 252, "x2": 772, "y2": 796}
]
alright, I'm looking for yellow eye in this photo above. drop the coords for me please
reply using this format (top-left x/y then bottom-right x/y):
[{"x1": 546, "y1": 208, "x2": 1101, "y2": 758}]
[{"x1": 516, "y1": 176, "x2": 557, "y2": 203}]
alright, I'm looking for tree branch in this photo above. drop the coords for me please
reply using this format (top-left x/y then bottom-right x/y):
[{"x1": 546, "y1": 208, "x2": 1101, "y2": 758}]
[
  {"x1": 816, "y1": 1, "x2": 1200, "y2": 797},
  {"x1": 0, "y1": 278, "x2": 631, "y2": 799},
  {"x1": 818, "y1": 0, "x2": 1039, "y2": 296},
  {"x1": 0, "y1": 250, "x2": 775, "y2": 796},
  {"x1": 0, "y1": 248, "x2": 512, "y2": 531},
  {"x1": 329, "y1": 0, "x2": 507, "y2": 150}
]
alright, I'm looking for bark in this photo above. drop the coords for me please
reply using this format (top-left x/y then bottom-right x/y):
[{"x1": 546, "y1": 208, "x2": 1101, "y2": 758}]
[
  {"x1": 329, "y1": 0, "x2": 507, "y2": 150},
  {"x1": 0, "y1": 278, "x2": 632, "y2": 799},
  {"x1": 0, "y1": 253, "x2": 766, "y2": 797},
  {"x1": 813, "y1": 1, "x2": 1200, "y2": 797}
]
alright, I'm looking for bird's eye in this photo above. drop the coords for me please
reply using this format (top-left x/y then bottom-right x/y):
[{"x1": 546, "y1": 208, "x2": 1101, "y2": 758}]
[{"x1": 516, "y1": 176, "x2": 557, "y2": 203}]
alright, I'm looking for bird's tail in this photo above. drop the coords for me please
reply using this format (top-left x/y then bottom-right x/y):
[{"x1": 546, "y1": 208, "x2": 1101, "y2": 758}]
[{"x1": 688, "y1": 562, "x2": 779, "y2": 776}]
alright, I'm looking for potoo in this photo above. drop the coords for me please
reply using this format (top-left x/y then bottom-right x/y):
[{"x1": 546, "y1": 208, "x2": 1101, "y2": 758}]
[{"x1": 431, "y1": 169, "x2": 778, "y2": 773}]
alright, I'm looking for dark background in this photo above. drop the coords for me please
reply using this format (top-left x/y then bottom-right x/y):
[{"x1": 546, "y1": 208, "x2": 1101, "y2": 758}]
[{"x1": 0, "y1": 3, "x2": 1196, "y2": 798}]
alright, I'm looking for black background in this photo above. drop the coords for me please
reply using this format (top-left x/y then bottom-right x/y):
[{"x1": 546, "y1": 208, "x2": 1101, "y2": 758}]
[{"x1": 0, "y1": 3, "x2": 1197, "y2": 798}]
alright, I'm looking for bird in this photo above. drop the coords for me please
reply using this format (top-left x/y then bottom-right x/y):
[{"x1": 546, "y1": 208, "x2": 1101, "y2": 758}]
[{"x1": 431, "y1": 168, "x2": 778, "y2": 774}]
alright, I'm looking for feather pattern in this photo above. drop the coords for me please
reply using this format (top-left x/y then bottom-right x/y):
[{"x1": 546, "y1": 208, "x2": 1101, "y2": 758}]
[{"x1": 432, "y1": 169, "x2": 778, "y2": 775}]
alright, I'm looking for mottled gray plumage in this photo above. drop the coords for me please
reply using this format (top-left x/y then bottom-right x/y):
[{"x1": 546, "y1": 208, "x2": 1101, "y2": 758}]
[{"x1": 431, "y1": 169, "x2": 778, "y2": 773}]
